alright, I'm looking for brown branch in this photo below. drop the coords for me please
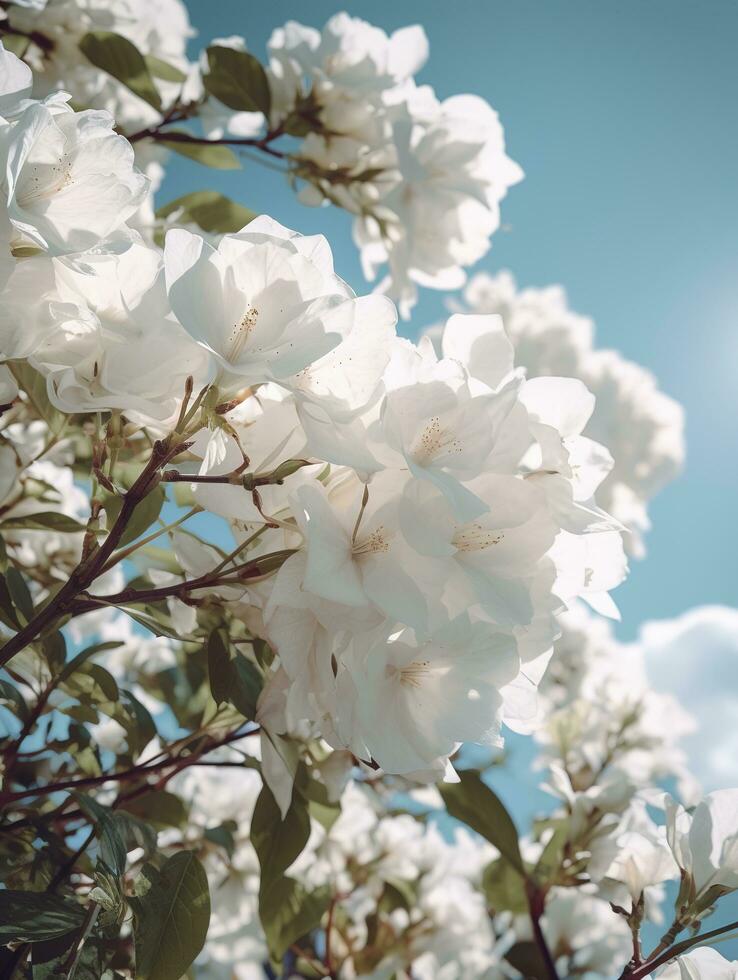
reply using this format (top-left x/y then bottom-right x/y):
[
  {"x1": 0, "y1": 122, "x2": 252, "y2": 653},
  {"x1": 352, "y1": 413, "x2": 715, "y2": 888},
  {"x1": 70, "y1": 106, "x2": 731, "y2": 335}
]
[
  {"x1": 127, "y1": 126, "x2": 287, "y2": 160},
  {"x1": 0, "y1": 437, "x2": 187, "y2": 668},
  {"x1": 623, "y1": 918, "x2": 738, "y2": 979},
  {"x1": 0, "y1": 725, "x2": 259, "y2": 804},
  {"x1": 526, "y1": 883, "x2": 560, "y2": 980}
]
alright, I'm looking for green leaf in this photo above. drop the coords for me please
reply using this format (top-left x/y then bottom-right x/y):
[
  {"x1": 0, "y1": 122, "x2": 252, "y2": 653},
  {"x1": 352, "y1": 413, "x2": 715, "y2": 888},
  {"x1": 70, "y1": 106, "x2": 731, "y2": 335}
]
[
  {"x1": 156, "y1": 190, "x2": 256, "y2": 235},
  {"x1": 144, "y1": 54, "x2": 186, "y2": 83},
  {"x1": 74, "y1": 794, "x2": 127, "y2": 876},
  {"x1": 159, "y1": 134, "x2": 241, "y2": 170},
  {"x1": 505, "y1": 941, "x2": 550, "y2": 978},
  {"x1": 2, "y1": 34, "x2": 30, "y2": 59},
  {"x1": 8, "y1": 361, "x2": 66, "y2": 434},
  {"x1": 482, "y1": 858, "x2": 528, "y2": 914},
  {"x1": 79, "y1": 31, "x2": 161, "y2": 109},
  {"x1": 56, "y1": 640, "x2": 122, "y2": 688},
  {"x1": 207, "y1": 630, "x2": 262, "y2": 719},
  {"x1": 378, "y1": 878, "x2": 416, "y2": 914},
  {"x1": 111, "y1": 811, "x2": 158, "y2": 860},
  {"x1": 203, "y1": 820, "x2": 237, "y2": 859},
  {"x1": 207, "y1": 628, "x2": 231, "y2": 707},
  {"x1": 103, "y1": 486, "x2": 164, "y2": 548},
  {"x1": 440, "y1": 770, "x2": 525, "y2": 876},
  {"x1": 0, "y1": 512, "x2": 88, "y2": 533},
  {"x1": 0, "y1": 573, "x2": 21, "y2": 630},
  {"x1": 259, "y1": 877, "x2": 329, "y2": 961},
  {"x1": 41, "y1": 631, "x2": 67, "y2": 672},
  {"x1": 61, "y1": 662, "x2": 119, "y2": 708},
  {"x1": 120, "y1": 789, "x2": 188, "y2": 829},
  {"x1": 534, "y1": 823, "x2": 568, "y2": 883},
  {"x1": 6, "y1": 565, "x2": 33, "y2": 624},
  {"x1": 229, "y1": 653, "x2": 262, "y2": 720},
  {"x1": 204, "y1": 46, "x2": 271, "y2": 114},
  {"x1": 0, "y1": 891, "x2": 86, "y2": 943},
  {"x1": 129, "y1": 851, "x2": 210, "y2": 980},
  {"x1": 116, "y1": 688, "x2": 157, "y2": 756},
  {"x1": 251, "y1": 784, "x2": 310, "y2": 891},
  {"x1": 0, "y1": 679, "x2": 28, "y2": 720}
]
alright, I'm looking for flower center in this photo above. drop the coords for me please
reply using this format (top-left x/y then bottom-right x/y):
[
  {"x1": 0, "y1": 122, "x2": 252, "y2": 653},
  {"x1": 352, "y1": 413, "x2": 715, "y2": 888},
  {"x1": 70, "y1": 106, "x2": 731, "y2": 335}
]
[
  {"x1": 452, "y1": 522, "x2": 503, "y2": 552},
  {"x1": 389, "y1": 659, "x2": 431, "y2": 688},
  {"x1": 225, "y1": 307, "x2": 259, "y2": 364},
  {"x1": 352, "y1": 524, "x2": 391, "y2": 557},
  {"x1": 412, "y1": 416, "x2": 462, "y2": 464},
  {"x1": 18, "y1": 160, "x2": 74, "y2": 209}
]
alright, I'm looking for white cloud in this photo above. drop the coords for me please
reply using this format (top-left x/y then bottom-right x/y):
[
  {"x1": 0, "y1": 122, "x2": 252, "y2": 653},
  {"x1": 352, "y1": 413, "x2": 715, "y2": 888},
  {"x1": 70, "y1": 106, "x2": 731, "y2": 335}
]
[{"x1": 638, "y1": 606, "x2": 738, "y2": 792}]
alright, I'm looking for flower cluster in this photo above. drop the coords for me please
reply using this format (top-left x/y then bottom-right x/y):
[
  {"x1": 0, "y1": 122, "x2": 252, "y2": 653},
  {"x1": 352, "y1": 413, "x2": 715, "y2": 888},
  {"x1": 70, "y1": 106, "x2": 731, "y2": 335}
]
[
  {"x1": 267, "y1": 13, "x2": 522, "y2": 315},
  {"x1": 432, "y1": 271, "x2": 686, "y2": 556}
]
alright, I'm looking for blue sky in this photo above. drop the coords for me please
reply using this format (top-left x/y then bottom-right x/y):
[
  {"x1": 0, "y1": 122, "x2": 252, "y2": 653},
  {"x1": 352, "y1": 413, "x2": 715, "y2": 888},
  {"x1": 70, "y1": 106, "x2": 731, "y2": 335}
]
[{"x1": 159, "y1": 4, "x2": 738, "y2": 961}]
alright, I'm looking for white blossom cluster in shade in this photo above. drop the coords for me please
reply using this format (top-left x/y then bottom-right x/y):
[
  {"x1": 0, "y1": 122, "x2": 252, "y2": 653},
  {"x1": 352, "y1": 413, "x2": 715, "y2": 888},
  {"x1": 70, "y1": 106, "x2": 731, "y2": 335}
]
[
  {"x1": 266, "y1": 13, "x2": 523, "y2": 317},
  {"x1": 428, "y1": 271, "x2": 686, "y2": 557},
  {"x1": 536, "y1": 605, "x2": 699, "y2": 804}
]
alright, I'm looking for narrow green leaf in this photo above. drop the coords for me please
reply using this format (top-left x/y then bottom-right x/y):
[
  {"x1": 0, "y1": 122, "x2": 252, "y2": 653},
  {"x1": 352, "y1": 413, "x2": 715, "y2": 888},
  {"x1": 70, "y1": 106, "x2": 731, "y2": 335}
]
[
  {"x1": 56, "y1": 640, "x2": 122, "y2": 687},
  {"x1": 440, "y1": 770, "x2": 525, "y2": 875},
  {"x1": 0, "y1": 891, "x2": 86, "y2": 943},
  {"x1": 0, "y1": 679, "x2": 29, "y2": 720},
  {"x1": 129, "y1": 851, "x2": 210, "y2": 980},
  {"x1": 160, "y1": 135, "x2": 241, "y2": 170},
  {"x1": 116, "y1": 688, "x2": 157, "y2": 756},
  {"x1": 0, "y1": 512, "x2": 88, "y2": 533},
  {"x1": 204, "y1": 46, "x2": 271, "y2": 114},
  {"x1": 74, "y1": 794, "x2": 127, "y2": 877},
  {"x1": 41, "y1": 631, "x2": 67, "y2": 672},
  {"x1": 6, "y1": 565, "x2": 33, "y2": 624},
  {"x1": 156, "y1": 190, "x2": 256, "y2": 235},
  {"x1": 79, "y1": 31, "x2": 161, "y2": 109},
  {"x1": 0, "y1": 573, "x2": 21, "y2": 630},
  {"x1": 207, "y1": 628, "x2": 231, "y2": 707},
  {"x1": 111, "y1": 811, "x2": 158, "y2": 860},
  {"x1": 229, "y1": 653, "x2": 262, "y2": 720}
]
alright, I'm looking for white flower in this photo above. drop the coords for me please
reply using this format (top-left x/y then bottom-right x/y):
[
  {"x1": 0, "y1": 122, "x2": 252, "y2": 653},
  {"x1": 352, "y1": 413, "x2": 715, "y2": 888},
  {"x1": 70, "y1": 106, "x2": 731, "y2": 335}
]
[
  {"x1": 666, "y1": 789, "x2": 738, "y2": 898},
  {"x1": 655, "y1": 947, "x2": 738, "y2": 980},
  {"x1": 336, "y1": 618, "x2": 518, "y2": 774},
  {"x1": 442, "y1": 270, "x2": 685, "y2": 555},
  {"x1": 27, "y1": 242, "x2": 210, "y2": 422},
  {"x1": 375, "y1": 374, "x2": 526, "y2": 521},
  {"x1": 0, "y1": 41, "x2": 33, "y2": 119},
  {"x1": 2, "y1": 101, "x2": 148, "y2": 256},
  {"x1": 292, "y1": 472, "x2": 429, "y2": 631},
  {"x1": 268, "y1": 13, "x2": 428, "y2": 140},
  {"x1": 356, "y1": 95, "x2": 523, "y2": 316},
  {"x1": 164, "y1": 215, "x2": 392, "y2": 394}
]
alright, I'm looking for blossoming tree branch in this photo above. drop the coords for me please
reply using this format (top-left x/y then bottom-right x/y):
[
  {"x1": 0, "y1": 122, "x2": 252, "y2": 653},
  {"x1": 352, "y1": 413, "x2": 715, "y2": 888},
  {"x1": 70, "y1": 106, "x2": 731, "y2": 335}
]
[{"x1": 0, "y1": 3, "x2": 733, "y2": 979}]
